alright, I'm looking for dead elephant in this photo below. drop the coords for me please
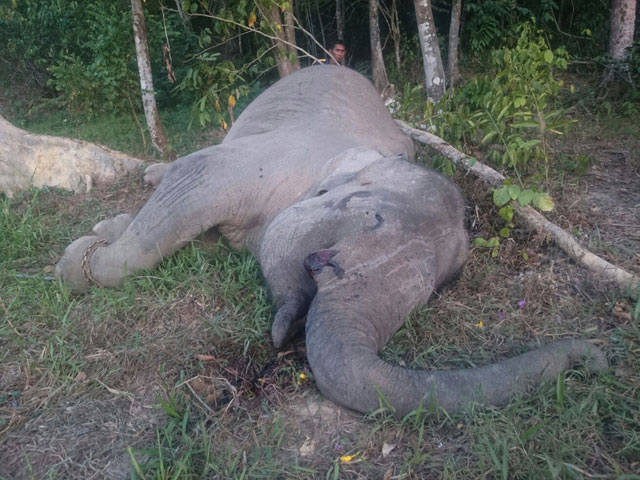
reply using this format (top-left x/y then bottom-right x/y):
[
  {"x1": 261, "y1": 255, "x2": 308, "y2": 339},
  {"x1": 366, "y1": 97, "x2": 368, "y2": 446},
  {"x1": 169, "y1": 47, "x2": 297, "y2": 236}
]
[{"x1": 56, "y1": 66, "x2": 607, "y2": 417}]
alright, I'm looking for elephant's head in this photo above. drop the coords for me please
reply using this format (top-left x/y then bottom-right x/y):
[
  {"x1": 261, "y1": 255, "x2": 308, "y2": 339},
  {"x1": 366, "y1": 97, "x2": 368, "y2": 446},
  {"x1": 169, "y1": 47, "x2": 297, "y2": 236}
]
[{"x1": 261, "y1": 153, "x2": 607, "y2": 416}]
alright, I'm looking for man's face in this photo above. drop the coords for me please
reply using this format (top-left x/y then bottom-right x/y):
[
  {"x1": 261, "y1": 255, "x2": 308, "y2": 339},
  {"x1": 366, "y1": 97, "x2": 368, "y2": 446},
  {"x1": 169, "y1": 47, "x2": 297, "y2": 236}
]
[{"x1": 331, "y1": 44, "x2": 346, "y2": 64}]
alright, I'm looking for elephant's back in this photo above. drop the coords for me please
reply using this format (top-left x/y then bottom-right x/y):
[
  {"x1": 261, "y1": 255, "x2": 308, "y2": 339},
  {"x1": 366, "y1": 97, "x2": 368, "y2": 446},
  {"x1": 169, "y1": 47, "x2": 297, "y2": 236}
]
[{"x1": 224, "y1": 67, "x2": 413, "y2": 158}]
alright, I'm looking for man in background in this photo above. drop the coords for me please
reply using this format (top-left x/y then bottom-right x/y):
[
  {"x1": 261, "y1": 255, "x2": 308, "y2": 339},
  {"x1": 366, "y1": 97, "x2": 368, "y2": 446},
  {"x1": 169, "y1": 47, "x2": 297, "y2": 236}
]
[{"x1": 315, "y1": 39, "x2": 347, "y2": 66}]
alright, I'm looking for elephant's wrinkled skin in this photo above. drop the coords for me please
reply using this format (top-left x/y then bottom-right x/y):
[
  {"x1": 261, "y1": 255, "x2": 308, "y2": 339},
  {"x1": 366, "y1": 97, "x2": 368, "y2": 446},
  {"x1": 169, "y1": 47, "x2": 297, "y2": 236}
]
[{"x1": 56, "y1": 66, "x2": 607, "y2": 416}]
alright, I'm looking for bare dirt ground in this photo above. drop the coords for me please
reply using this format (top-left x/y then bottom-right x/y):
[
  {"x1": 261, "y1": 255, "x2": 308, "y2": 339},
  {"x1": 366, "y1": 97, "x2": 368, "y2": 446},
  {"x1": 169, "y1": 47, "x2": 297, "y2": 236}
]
[{"x1": 1, "y1": 115, "x2": 638, "y2": 479}]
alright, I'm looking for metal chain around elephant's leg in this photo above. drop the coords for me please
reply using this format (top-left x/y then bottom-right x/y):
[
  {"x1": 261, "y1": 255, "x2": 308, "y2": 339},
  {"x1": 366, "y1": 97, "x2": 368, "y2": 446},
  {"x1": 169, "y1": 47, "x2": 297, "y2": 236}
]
[{"x1": 81, "y1": 239, "x2": 108, "y2": 287}]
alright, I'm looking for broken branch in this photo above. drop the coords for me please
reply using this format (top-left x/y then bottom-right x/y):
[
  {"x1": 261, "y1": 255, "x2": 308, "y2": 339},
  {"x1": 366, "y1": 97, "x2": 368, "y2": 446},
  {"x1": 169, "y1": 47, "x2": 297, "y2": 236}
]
[{"x1": 396, "y1": 120, "x2": 640, "y2": 298}]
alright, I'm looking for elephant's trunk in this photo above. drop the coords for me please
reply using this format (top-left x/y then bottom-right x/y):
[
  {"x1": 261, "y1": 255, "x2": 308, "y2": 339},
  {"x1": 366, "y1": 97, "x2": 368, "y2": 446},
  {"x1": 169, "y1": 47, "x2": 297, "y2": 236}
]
[{"x1": 306, "y1": 295, "x2": 608, "y2": 417}]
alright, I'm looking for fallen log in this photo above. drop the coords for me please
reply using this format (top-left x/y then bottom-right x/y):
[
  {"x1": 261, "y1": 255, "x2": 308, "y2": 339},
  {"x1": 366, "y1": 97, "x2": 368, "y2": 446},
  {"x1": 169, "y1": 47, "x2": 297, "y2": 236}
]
[
  {"x1": 397, "y1": 120, "x2": 640, "y2": 299},
  {"x1": 0, "y1": 114, "x2": 143, "y2": 198}
]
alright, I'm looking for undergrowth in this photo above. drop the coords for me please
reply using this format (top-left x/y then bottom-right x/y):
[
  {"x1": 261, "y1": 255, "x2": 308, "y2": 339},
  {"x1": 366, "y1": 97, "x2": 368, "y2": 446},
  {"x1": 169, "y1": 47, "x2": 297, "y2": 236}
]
[{"x1": 2, "y1": 181, "x2": 638, "y2": 479}]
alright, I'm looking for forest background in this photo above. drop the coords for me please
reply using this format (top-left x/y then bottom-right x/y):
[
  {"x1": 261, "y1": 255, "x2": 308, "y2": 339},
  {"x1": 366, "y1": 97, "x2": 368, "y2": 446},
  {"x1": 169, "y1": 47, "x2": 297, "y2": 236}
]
[{"x1": 1, "y1": 1, "x2": 639, "y2": 478}]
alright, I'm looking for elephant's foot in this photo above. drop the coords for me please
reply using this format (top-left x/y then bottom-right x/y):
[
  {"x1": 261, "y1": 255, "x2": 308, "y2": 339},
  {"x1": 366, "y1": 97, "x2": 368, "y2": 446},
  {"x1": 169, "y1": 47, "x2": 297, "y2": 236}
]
[
  {"x1": 92, "y1": 214, "x2": 134, "y2": 243},
  {"x1": 143, "y1": 163, "x2": 170, "y2": 187},
  {"x1": 55, "y1": 235, "x2": 106, "y2": 293},
  {"x1": 55, "y1": 214, "x2": 135, "y2": 293}
]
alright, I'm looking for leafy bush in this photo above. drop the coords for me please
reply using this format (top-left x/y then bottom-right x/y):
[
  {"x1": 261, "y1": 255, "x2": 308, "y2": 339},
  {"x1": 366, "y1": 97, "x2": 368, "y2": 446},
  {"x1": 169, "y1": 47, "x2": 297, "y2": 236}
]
[
  {"x1": 462, "y1": 0, "x2": 610, "y2": 61},
  {"x1": 430, "y1": 24, "x2": 571, "y2": 180},
  {"x1": 463, "y1": 0, "x2": 533, "y2": 58},
  {"x1": 47, "y1": 3, "x2": 137, "y2": 116},
  {"x1": 175, "y1": 2, "x2": 275, "y2": 128},
  {"x1": 397, "y1": 24, "x2": 571, "y2": 250},
  {"x1": 47, "y1": 2, "x2": 196, "y2": 116}
]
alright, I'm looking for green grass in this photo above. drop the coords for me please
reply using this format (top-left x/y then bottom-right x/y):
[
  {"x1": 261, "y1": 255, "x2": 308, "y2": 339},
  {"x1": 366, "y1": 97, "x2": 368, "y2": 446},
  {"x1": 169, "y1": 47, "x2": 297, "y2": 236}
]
[
  {"x1": 2, "y1": 181, "x2": 640, "y2": 479},
  {"x1": 2, "y1": 102, "x2": 640, "y2": 478},
  {"x1": 7, "y1": 103, "x2": 217, "y2": 160}
]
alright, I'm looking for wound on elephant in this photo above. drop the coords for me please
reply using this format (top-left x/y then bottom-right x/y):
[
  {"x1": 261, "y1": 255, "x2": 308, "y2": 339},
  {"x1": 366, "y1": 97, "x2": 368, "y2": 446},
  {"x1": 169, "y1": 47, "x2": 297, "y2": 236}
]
[{"x1": 304, "y1": 250, "x2": 344, "y2": 278}]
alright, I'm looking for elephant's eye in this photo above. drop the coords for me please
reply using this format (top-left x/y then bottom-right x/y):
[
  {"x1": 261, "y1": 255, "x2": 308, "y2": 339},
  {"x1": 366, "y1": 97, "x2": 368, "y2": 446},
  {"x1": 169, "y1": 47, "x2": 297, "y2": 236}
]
[{"x1": 316, "y1": 189, "x2": 328, "y2": 196}]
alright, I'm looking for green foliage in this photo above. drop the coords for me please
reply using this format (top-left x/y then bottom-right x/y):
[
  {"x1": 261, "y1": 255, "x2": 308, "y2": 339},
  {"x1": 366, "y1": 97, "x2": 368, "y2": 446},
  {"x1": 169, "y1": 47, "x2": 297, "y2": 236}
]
[
  {"x1": 386, "y1": 34, "x2": 425, "y2": 88},
  {"x1": 176, "y1": 1, "x2": 285, "y2": 129},
  {"x1": 462, "y1": 0, "x2": 610, "y2": 61},
  {"x1": 408, "y1": 24, "x2": 576, "y2": 255},
  {"x1": 47, "y1": 4, "x2": 137, "y2": 115},
  {"x1": 0, "y1": 0, "x2": 199, "y2": 116},
  {"x1": 0, "y1": 0, "x2": 85, "y2": 68},
  {"x1": 178, "y1": 48, "x2": 256, "y2": 129},
  {"x1": 464, "y1": 0, "x2": 533, "y2": 58},
  {"x1": 429, "y1": 24, "x2": 572, "y2": 181}
]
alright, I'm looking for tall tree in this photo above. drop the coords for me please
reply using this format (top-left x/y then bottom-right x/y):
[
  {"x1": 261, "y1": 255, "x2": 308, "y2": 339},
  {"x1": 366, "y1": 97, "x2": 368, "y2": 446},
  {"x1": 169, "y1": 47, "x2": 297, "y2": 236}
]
[
  {"x1": 390, "y1": 0, "x2": 402, "y2": 70},
  {"x1": 413, "y1": 0, "x2": 446, "y2": 102},
  {"x1": 447, "y1": 0, "x2": 462, "y2": 87},
  {"x1": 131, "y1": 0, "x2": 170, "y2": 157},
  {"x1": 604, "y1": 0, "x2": 637, "y2": 83},
  {"x1": 266, "y1": 1, "x2": 301, "y2": 78},
  {"x1": 369, "y1": 0, "x2": 389, "y2": 93}
]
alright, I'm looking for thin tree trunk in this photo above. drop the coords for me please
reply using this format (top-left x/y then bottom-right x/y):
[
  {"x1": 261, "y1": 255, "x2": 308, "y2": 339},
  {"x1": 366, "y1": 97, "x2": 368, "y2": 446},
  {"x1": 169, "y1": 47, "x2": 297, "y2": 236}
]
[
  {"x1": 370, "y1": 0, "x2": 389, "y2": 93},
  {"x1": 396, "y1": 120, "x2": 640, "y2": 298},
  {"x1": 284, "y1": 2, "x2": 301, "y2": 70},
  {"x1": 336, "y1": 0, "x2": 344, "y2": 39},
  {"x1": 448, "y1": 0, "x2": 462, "y2": 88},
  {"x1": 603, "y1": 0, "x2": 636, "y2": 83},
  {"x1": 174, "y1": 0, "x2": 191, "y2": 31},
  {"x1": 306, "y1": 2, "x2": 317, "y2": 57},
  {"x1": 267, "y1": 3, "x2": 300, "y2": 77},
  {"x1": 316, "y1": 0, "x2": 326, "y2": 51},
  {"x1": 391, "y1": 0, "x2": 401, "y2": 70},
  {"x1": 131, "y1": 0, "x2": 170, "y2": 157},
  {"x1": 413, "y1": 0, "x2": 446, "y2": 102}
]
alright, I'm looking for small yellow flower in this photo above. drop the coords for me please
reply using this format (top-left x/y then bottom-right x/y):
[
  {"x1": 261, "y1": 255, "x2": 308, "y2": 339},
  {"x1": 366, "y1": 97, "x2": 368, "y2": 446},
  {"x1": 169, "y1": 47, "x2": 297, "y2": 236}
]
[
  {"x1": 296, "y1": 372, "x2": 308, "y2": 385},
  {"x1": 214, "y1": 99, "x2": 221, "y2": 112},
  {"x1": 339, "y1": 453, "x2": 358, "y2": 464},
  {"x1": 221, "y1": 120, "x2": 228, "y2": 131},
  {"x1": 228, "y1": 95, "x2": 236, "y2": 108},
  {"x1": 475, "y1": 321, "x2": 483, "y2": 328}
]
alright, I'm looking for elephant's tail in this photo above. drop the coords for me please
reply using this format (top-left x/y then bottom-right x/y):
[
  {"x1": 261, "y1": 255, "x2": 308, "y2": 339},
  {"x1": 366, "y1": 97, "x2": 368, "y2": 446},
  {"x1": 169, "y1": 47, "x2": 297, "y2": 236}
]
[{"x1": 305, "y1": 304, "x2": 608, "y2": 417}]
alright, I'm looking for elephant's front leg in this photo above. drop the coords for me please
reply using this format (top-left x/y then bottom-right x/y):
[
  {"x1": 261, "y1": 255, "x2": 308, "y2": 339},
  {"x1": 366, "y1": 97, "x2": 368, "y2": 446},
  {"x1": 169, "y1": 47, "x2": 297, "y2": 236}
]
[{"x1": 56, "y1": 155, "x2": 230, "y2": 293}]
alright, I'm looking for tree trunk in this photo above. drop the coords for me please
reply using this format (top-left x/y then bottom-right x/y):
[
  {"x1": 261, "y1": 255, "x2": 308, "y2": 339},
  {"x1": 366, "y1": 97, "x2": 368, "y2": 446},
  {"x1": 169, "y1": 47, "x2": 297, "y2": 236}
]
[
  {"x1": 131, "y1": 0, "x2": 170, "y2": 157},
  {"x1": 0, "y1": 114, "x2": 142, "y2": 198},
  {"x1": 603, "y1": 0, "x2": 637, "y2": 83},
  {"x1": 267, "y1": 2, "x2": 300, "y2": 78},
  {"x1": 413, "y1": 0, "x2": 446, "y2": 102},
  {"x1": 336, "y1": 0, "x2": 344, "y2": 39},
  {"x1": 370, "y1": 0, "x2": 389, "y2": 93},
  {"x1": 391, "y1": 0, "x2": 402, "y2": 70},
  {"x1": 448, "y1": 0, "x2": 462, "y2": 88},
  {"x1": 283, "y1": 3, "x2": 301, "y2": 70},
  {"x1": 174, "y1": 0, "x2": 192, "y2": 31}
]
